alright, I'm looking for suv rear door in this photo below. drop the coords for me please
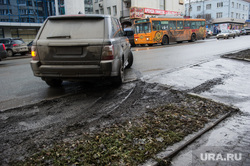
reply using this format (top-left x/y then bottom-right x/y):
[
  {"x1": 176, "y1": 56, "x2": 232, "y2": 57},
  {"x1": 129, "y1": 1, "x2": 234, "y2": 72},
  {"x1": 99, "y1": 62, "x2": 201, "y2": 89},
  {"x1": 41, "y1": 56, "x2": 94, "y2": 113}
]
[
  {"x1": 111, "y1": 18, "x2": 130, "y2": 64},
  {"x1": 36, "y1": 16, "x2": 105, "y2": 66}
]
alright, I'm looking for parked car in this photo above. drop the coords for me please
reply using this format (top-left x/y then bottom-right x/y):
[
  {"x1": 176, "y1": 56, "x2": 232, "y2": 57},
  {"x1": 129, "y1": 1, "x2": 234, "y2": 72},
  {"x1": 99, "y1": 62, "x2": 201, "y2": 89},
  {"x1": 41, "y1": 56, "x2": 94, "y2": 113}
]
[
  {"x1": 27, "y1": 41, "x2": 33, "y2": 53},
  {"x1": 240, "y1": 29, "x2": 247, "y2": 35},
  {"x1": 30, "y1": 14, "x2": 133, "y2": 87},
  {"x1": 0, "y1": 43, "x2": 7, "y2": 61},
  {"x1": 206, "y1": 29, "x2": 213, "y2": 38},
  {"x1": 233, "y1": 30, "x2": 240, "y2": 37},
  {"x1": 216, "y1": 30, "x2": 235, "y2": 39},
  {"x1": 0, "y1": 38, "x2": 29, "y2": 57},
  {"x1": 124, "y1": 27, "x2": 136, "y2": 47},
  {"x1": 245, "y1": 28, "x2": 250, "y2": 35}
]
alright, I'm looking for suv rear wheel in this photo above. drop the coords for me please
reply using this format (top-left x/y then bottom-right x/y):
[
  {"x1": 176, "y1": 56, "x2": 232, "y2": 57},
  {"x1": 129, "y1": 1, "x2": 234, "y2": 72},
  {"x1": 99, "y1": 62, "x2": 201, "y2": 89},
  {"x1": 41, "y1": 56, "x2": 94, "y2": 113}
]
[
  {"x1": 126, "y1": 51, "x2": 133, "y2": 69},
  {"x1": 45, "y1": 78, "x2": 63, "y2": 87},
  {"x1": 113, "y1": 64, "x2": 124, "y2": 86}
]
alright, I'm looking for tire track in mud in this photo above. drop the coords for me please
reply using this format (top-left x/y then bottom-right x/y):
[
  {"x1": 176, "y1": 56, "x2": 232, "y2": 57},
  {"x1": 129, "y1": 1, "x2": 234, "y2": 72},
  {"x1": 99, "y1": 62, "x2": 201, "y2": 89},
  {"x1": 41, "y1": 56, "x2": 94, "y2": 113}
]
[
  {"x1": 0, "y1": 82, "x2": 139, "y2": 164},
  {"x1": 0, "y1": 81, "x2": 186, "y2": 164}
]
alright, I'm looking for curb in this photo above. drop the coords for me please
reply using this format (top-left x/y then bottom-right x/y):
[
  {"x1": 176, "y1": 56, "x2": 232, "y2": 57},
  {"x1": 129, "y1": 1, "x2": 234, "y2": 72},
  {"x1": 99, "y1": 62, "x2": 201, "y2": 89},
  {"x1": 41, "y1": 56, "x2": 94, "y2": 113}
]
[{"x1": 4, "y1": 55, "x2": 31, "y2": 61}]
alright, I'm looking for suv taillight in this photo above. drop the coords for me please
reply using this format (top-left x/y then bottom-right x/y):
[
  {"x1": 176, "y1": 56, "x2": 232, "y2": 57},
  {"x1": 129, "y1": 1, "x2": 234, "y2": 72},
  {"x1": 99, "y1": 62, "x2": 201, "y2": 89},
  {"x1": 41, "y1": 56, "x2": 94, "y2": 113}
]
[
  {"x1": 31, "y1": 46, "x2": 39, "y2": 60},
  {"x1": 102, "y1": 45, "x2": 114, "y2": 60},
  {"x1": 13, "y1": 44, "x2": 18, "y2": 47},
  {"x1": 2, "y1": 44, "x2": 5, "y2": 50}
]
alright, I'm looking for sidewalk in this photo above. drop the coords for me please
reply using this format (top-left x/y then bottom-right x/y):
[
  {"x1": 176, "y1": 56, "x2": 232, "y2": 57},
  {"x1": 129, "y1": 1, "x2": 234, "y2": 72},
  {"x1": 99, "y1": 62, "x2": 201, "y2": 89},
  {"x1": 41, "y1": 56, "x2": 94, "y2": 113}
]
[
  {"x1": 5, "y1": 54, "x2": 31, "y2": 60},
  {"x1": 146, "y1": 56, "x2": 250, "y2": 165}
]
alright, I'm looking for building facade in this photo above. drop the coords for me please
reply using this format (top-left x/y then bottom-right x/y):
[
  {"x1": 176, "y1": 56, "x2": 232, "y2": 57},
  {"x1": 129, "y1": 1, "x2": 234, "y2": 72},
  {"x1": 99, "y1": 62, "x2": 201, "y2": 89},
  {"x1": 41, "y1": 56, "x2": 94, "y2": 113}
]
[
  {"x1": 185, "y1": 0, "x2": 249, "y2": 31},
  {"x1": 93, "y1": 0, "x2": 185, "y2": 27},
  {"x1": 0, "y1": 0, "x2": 56, "y2": 41},
  {"x1": 0, "y1": 0, "x2": 93, "y2": 42}
]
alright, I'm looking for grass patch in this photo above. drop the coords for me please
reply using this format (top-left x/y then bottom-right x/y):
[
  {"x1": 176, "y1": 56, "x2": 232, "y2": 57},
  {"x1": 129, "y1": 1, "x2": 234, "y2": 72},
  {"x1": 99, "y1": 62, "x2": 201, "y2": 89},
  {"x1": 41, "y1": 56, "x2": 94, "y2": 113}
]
[{"x1": 16, "y1": 96, "x2": 233, "y2": 166}]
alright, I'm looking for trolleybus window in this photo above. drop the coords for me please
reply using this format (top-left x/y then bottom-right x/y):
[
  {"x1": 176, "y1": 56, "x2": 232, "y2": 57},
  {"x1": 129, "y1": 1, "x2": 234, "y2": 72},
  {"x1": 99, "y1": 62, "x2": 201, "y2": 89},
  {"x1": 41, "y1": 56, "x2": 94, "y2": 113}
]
[
  {"x1": 152, "y1": 21, "x2": 161, "y2": 31},
  {"x1": 184, "y1": 21, "x2": 190, "y2": 29},
  {"x1": 169, "y1": 21, "x2": 176, "y2": 30},
  {"x1": 135, "y1": 23, "x2": 151, "y2": 33},
  {"x1": 161, "y1": 21, "x2": 169, "y2": 30},
  {"x1": 177, "y1": 21, "x2": 184, "y2": 30}
]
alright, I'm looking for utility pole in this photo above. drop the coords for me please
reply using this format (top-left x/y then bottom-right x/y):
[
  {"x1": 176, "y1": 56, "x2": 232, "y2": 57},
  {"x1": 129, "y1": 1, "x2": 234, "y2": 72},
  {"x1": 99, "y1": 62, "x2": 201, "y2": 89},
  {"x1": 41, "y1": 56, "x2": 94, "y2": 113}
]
[
  {"x1": 203, "y1": 0, "x2": 204, "y2": 19},
  {"x1": 188, "y1": 0, "x2": 191, "y2": 17},
  {"x1": 55, "y1": 0, "x2": 59, "y2": 16}
]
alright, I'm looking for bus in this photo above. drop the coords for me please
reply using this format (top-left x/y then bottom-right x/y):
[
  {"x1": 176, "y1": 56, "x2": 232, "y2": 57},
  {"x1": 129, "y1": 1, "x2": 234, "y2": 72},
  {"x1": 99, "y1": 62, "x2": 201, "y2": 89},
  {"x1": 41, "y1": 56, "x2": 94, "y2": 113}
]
[{"x1": 133, "y1": 17, "x2": 206, "y2": 46}]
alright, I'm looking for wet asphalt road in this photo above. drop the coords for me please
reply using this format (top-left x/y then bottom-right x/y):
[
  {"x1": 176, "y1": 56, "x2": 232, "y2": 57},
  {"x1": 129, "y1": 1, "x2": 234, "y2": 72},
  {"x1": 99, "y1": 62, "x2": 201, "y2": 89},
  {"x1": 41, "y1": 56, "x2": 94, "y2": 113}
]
[{"x1": 1, "y1": 36, "x2": 250, "y2": 111}]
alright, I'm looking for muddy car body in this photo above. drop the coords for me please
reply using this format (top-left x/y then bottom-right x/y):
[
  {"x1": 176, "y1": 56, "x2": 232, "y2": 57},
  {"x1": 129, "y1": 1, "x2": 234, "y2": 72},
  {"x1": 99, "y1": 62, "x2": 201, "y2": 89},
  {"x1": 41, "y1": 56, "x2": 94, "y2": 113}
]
[{"x1": 30, "y1": 14, "x2": 133, "y2": 87}]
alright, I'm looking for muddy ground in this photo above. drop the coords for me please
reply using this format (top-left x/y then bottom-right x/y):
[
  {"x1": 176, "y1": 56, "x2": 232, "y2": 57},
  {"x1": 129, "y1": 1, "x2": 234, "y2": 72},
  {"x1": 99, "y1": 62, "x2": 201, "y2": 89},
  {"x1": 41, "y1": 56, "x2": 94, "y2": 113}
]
[
  {"x1": 0, "y1": 79, "x2": 236, "y2": 165},
  {"x1": 222, "y1": 49, "x2": 250, "y2": 61},
  {"x1": 2, "y1": 49, "x2": 250, "y2": 165}
]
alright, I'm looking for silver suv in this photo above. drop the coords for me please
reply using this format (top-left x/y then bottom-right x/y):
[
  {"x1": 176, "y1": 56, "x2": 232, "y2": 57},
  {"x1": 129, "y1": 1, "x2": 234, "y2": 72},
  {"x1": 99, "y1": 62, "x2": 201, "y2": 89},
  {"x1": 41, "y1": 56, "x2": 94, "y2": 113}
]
[
  {"x1": 30, "y1": 15, "x2": 133, "y2": 87},
  {"x1": 0, "y1": 38, "x2": 29, "y2": 57}
]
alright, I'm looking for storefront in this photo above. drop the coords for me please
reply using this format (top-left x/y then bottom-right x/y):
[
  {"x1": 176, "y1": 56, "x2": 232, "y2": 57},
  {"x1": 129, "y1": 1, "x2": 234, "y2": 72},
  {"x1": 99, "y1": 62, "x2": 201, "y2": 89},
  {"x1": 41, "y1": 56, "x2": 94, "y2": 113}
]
[
  {"x1": 130, "y1": 7, "x2": 182, "y2": 19},
  {"x1": 212, "y1": 18, "x2": 245, "y2": 34}
]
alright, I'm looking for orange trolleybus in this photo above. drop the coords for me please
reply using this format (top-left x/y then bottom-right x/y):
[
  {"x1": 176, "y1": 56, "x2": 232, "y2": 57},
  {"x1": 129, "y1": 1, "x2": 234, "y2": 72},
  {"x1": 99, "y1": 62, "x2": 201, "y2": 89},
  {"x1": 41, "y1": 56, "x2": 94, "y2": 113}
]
[{"x1": 133, "y1": 17, "x2": 206, "y2": 46}]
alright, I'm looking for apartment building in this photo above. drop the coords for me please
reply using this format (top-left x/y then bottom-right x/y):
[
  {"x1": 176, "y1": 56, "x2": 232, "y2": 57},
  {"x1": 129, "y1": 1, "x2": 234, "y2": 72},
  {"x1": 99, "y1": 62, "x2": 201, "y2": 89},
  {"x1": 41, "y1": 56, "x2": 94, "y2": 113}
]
[{"x1": 185, "y1": 0, "x2": 249, "y2": 30}]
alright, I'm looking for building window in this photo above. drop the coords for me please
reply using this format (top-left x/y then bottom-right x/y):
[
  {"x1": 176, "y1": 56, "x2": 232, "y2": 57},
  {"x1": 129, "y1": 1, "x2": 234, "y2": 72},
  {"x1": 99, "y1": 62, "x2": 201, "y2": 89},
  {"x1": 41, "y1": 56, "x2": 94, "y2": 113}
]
[
  {"x1": 160, "y1": 0, "x2": 164, "y2": 10},
  {"x1": 243, "y1": 5, "x2": 245, "y2": 10},
  {"x1": 205, "y1": 14, "x2": 211, "y2": 20},
  {"x1": 239, "y1": 4, "x2": 241, "y2": 9},
  {"x1": 217, "y1": 2, "x2": 223, "y2": 8},
  {"x1": 113, "y1": 5, "x2": 117, "y2": 16},
  {"x1": 216, "y1": 12, "x2": 222, "y2": 18},
  {"x1": 231, "y1": 12, "x2": 234, "y2": 18},
  {"x1": 237, "y1": 3, "x2": 238, "y2": 9},
  {"x1": 242, "y1": 14, "x2": 244, "y2": 19},
  {"x1": 95, "y1": 10, "x2": 99, "y2": 14},
  {"x1": 95, "y1": 0, "x2": 98, "y2": 2},
  {"x1": 197, "y1": 15, "x2": 202, "y2": 18},
  {"x1": 100, "y1": 9, "x2": 104, "y2": 14},
  {"x1": 206, "y1": 4, "x2": 211, "y2": 10},
  {"x1": 107, "y1": 7, "x2": 111, "y2": 15},
  {"x1": 236, "y1": 13, "x2": 238, "y2": 18},
  {"x1": 197, "y1": 6, "x2": 201, "y2": 11},
  {"x1": 0, "y1": 28, "x2": 4, "y2": 38},
  {"x1": 0, "y1": 0, "x2": 10, "y2": 5},
  {"x1": 232, "y1": 2, "x2": 234, "y2": 8}
]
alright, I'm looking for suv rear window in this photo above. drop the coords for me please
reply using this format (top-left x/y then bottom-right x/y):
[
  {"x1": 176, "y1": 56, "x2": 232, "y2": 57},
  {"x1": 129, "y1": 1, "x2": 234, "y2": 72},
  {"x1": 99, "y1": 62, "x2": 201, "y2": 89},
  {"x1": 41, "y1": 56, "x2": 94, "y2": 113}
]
[{"x1": 39, "y1": 18, "x2": 105, "y2": 39}]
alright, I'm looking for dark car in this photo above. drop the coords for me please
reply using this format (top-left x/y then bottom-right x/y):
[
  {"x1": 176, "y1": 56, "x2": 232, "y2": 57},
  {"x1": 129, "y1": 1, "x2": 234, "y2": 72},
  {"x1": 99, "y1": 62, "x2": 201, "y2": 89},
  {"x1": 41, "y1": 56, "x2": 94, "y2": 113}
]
[
  {"x1": 0, "y1": 38, "x2": 29, "y2": 57},
  {"x1": 30, "y1": 14, "x2": 133, "y2": 87},
  {"x1": 0, "y1": 43, "x2": 7, "y2": 61},
  {"x1": 124, "y1": 27, "x2": 136, "y2": 47},
  {"x1": 216, "y1": 30, "x2": 235, "y2": 39},
  {"x1": 245, "y1": 28, "x2": 250, "y2": 35},
  {"x1": 240, "y1": 29, "x2": 247, "y2": 35}
]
